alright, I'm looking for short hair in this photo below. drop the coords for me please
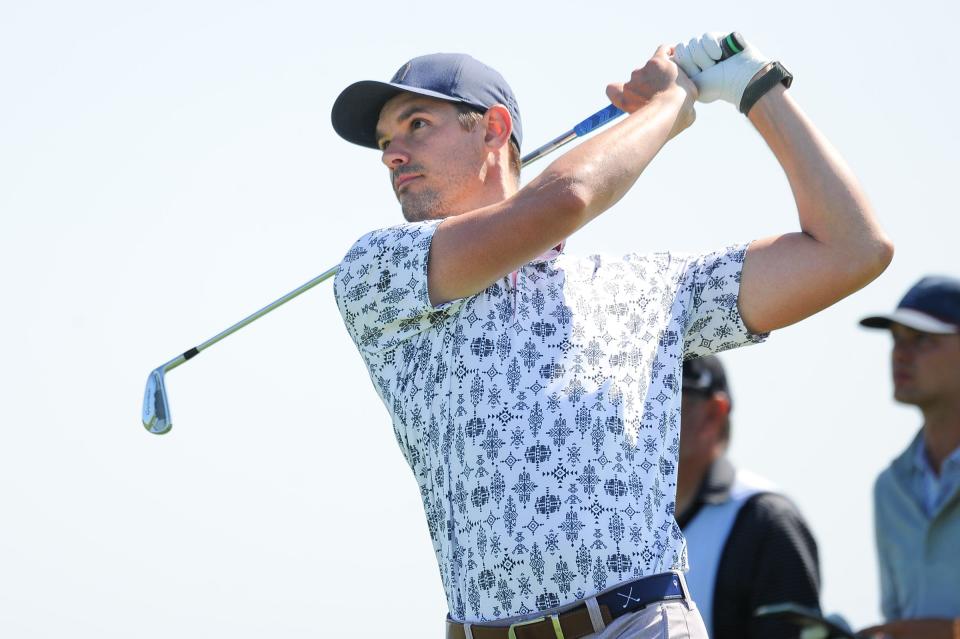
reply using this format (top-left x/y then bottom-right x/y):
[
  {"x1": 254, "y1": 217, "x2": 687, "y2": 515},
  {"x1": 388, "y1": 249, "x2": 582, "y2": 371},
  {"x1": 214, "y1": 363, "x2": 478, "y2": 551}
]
[{"x1": 455, "y1": 104, "x2": 521, "y2": 180}]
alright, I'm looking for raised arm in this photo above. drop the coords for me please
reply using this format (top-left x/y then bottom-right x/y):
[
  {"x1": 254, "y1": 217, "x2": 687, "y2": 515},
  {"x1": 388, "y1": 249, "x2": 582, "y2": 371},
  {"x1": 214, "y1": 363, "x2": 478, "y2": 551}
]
[
  {"x1": 674, "y1": 32, "x2": 893, "y2": 334},
  {"x1": 427, "y1": 46, "x2": 697, "y2": 306},
  {"x1": 737, "y1": 85, "x2": 893, "y2": 333}
]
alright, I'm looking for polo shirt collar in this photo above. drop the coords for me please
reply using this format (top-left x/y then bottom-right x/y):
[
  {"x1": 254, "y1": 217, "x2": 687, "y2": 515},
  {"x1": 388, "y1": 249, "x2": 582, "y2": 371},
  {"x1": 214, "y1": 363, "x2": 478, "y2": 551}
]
[
  {"x1": 532, "y1": 242, "x2": 565, "y2": 263},
  {"x1": 676, "y1": 456, "x2": 735, "y2": 529},
  {"x1": 699, "y1": 456, "x2": 736, "y2": 505},
  {"x1": 913, "y1": 437, "x2": 934, "y2": 475},
  {"x1": 910, "y1": 431, "x2": 960, "y2": 477}
]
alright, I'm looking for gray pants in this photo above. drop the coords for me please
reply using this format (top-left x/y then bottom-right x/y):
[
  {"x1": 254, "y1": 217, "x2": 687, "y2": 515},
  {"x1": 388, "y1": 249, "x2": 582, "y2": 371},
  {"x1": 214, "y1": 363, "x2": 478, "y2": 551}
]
[{"x1": 585, "y1": 599, "x2": 709, "y2": 639}]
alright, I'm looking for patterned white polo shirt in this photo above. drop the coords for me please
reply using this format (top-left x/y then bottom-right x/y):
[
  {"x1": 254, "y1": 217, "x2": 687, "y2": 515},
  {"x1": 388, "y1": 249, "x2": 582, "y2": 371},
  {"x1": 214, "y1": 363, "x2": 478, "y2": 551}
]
[{"x1": 334, "y1": 219, "x2": 766, "y2": 622}]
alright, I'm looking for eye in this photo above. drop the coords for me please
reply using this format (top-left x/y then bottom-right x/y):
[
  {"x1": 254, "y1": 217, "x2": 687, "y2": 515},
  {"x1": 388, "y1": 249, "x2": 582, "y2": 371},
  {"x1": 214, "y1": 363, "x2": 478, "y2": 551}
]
[
  {"x1": 377, "y1": 138, "x2": 389, "y2": 151},
  {"x1": 411, "y1": 118, "x2": 427, "y2": 130}
]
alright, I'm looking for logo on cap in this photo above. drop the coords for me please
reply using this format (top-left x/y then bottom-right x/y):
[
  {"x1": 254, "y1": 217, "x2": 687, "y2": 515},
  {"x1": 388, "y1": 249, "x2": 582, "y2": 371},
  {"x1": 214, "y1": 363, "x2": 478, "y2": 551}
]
[{"x1": 392, "y1": 62, "x2": 412, "y2": 84}]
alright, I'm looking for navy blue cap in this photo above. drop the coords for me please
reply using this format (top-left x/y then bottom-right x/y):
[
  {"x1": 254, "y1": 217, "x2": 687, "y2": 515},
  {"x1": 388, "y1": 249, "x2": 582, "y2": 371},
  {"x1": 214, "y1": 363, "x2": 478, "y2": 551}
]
[
  {"x1": 860, "y1": 275, "x2": 960, "y2": 334},
  {"x1": 331, "y1": 53, "x2": 522, "y2": 151}
]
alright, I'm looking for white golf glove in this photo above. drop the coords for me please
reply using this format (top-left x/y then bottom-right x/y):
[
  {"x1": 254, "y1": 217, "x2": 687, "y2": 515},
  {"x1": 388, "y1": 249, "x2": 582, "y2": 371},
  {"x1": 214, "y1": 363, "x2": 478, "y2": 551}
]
[{"x1": 674, "y1": 32, "x2": 792, "y2": 114}]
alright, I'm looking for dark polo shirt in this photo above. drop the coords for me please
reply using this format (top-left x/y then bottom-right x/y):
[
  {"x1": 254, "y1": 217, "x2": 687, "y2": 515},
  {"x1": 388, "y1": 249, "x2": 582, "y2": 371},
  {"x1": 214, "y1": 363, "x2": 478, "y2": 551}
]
[{"x1": 677, "y1": 457, "x2": 821, "y2": 639}]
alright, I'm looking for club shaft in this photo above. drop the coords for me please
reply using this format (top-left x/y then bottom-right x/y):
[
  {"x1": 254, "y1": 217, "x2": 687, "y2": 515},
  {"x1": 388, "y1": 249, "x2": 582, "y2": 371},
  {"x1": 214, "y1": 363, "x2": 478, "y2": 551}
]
[
  {"x1": 518, "y1": 131, "x2": 578, "y2": 168},
  {"x1": 156, "y1": 103, "x2": 626, "y2": 372},
  {"x1": 161, "y1": 265, "x2": 339, "y2": 373},
  {"x1": 520, "y1": 104, "x2": 628, "y2": 168}
]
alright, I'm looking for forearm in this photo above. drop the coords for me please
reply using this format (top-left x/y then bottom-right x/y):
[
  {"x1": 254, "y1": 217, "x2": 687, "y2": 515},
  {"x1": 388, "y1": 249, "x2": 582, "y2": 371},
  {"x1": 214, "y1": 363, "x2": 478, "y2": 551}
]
[{"x1": 542, "y1": 87, "x2": 689, "y2": 221}]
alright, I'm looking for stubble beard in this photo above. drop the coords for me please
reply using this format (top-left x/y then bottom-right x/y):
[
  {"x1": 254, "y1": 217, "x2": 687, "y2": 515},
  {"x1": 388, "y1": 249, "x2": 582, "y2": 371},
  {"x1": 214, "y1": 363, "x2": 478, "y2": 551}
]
[
  {"x1": 392, "y1": 163, "x2": 448, "y2": 222},
  {"x1": 400, "y1": 187, "x2": 445, "y2": 223}
]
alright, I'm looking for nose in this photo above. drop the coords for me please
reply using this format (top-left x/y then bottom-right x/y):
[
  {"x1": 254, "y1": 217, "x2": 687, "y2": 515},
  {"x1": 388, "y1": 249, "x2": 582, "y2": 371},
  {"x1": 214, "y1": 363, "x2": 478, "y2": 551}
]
[
  {"x1": 892, "y1": 337, "x2": 914, "y2": 366},
  {"x1": 381, "y1": 142, "x2": 409, "y2": 169}
]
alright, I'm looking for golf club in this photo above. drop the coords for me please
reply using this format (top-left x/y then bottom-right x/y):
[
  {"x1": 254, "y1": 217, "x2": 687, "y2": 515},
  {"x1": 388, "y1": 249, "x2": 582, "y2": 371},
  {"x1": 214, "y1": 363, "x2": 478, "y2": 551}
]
[{"x1": 142, "y1": 32, "x2": 746, "y2": 435}]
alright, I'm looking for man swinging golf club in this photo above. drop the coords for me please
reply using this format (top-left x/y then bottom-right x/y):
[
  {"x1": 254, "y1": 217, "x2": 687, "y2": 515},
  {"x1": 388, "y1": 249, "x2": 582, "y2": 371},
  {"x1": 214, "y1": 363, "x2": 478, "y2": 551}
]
[{"x1": 330, "y1": 32, "x2": 893, "y2": 639}]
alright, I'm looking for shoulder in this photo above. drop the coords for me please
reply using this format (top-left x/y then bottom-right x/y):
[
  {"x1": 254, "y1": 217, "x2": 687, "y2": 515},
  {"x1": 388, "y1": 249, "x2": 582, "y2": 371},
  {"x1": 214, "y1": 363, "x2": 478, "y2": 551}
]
[
  {"x1": 873, "y1": 463, "x2": 905, "y2": 520},
  {"x1": 334, "y1": 221, "x2": 442, "y2": 295},
  {"x1": 736, "y1": 492, "x2": 814, "y2": 539},
  {"x1": 874, "y1": 464, "x2": 897, "y2": 497},
  {"x1": 743, "y1": 492, "x2": 804, "y2": 519},
  {"x1": 684, "y1": 243, "x2": 752, "y2": 272},
  {"x1": 745, "y1": 491, "x2": 800, "y2": 517},
  {"x1": 339, "y1": 220, "x2": 442, "y2": 266},
  {"x1": 874, "y1": 431, "x2": 922, "y2": 498}
]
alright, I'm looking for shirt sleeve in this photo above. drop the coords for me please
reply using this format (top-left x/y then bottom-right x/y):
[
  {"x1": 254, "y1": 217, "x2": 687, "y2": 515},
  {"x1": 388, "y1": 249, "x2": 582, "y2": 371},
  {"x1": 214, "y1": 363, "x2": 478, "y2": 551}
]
[
  {"x1": 679, "y1": 243, "x2": 768, "y2": 359},
  {"x1": 333, "y1": 220, "x2": 464, "y2": 356}
]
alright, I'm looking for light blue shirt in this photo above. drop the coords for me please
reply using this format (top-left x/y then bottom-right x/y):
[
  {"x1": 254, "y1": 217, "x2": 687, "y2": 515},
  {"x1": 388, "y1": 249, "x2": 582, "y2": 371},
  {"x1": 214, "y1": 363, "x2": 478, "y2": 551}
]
[{"x1": 875, "y1": 430, "x2": 960, "y2": 620}]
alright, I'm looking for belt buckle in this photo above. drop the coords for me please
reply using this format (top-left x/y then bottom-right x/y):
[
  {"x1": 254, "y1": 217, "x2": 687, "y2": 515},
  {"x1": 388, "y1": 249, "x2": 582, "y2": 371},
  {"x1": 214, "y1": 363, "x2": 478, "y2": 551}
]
[{"x1": 507, "y1": 613, "x2": 564, "y2": 639}]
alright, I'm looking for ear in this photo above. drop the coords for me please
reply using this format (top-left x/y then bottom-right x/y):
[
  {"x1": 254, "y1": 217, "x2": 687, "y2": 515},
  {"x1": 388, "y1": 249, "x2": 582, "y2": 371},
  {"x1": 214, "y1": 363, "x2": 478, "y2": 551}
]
[
  {"x1": 482, "y1": 104, "x2": 513, "y2": 151},
  {"x1": 704, "y1": 392, "x2": 731, "y2": 437},
  {"x1": 710, "y1": 392, "x2": 731, "y2": 418}
]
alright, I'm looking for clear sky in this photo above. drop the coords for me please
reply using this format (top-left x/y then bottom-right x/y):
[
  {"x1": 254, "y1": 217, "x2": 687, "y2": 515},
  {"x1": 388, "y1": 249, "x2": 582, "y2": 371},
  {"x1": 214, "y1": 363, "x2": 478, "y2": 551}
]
[{"x1": 2, "y1": 1, "x2": 957, "y2": 636}]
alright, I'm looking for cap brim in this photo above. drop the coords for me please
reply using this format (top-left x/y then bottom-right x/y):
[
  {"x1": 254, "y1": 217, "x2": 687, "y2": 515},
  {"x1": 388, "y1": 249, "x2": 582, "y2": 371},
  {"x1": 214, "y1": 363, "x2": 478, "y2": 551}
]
[
  {"x1": 331, "y1": 80, "x2": 476, "y2": 150},
  {"x1": 859, "y1": 308, "x2": 959, "y2": 334}
]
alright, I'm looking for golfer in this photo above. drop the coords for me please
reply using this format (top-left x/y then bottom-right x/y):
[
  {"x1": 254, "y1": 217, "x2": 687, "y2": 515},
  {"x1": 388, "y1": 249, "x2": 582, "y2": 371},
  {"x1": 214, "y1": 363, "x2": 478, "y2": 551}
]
[{"x1": 331, "y1": 32, "x2": 892, "y2": 639}]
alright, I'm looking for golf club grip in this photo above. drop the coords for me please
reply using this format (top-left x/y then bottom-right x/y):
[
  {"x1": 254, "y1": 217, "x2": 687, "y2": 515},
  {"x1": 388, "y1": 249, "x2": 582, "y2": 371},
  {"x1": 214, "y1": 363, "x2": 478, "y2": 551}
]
[{"x1": 571, "y1": 31, "x2": 746, "y2": 138}]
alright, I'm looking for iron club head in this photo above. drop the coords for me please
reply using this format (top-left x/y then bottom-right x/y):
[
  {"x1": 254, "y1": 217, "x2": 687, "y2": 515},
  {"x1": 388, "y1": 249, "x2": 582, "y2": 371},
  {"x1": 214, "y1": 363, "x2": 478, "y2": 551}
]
[{"x1": 142, "y1": 368, "x2": 172, "y2": 434}]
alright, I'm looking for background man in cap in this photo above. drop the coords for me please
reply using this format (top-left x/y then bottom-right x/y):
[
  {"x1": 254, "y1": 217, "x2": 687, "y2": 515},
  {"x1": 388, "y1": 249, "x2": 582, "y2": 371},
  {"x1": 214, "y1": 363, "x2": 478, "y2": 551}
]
[
  {"x1": 859, "y1": 276, "x2": 960, "y2": 639},
  {"x1": 676, "y1": 355, "x2": 820, "y2": 639},
  {"x1": 331, "y1": 33, "x2": 892, "y2": 638}
]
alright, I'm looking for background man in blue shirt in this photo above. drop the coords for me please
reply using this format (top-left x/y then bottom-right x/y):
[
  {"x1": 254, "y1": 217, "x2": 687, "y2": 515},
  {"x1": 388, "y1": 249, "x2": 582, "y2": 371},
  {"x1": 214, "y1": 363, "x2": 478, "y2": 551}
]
[{"x1": 859, "y1": 276, "x2": 960, "y2": 639}]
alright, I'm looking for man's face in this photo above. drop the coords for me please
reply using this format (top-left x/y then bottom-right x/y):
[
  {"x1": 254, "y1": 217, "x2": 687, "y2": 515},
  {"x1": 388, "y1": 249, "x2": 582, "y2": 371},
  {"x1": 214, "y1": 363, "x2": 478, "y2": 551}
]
[
  {"x1": 375, "y1": 93, "x2": 487, "y2": 222},
  {"x1": 679, "y1": 392, "x2": 721, "y2": 464},
  {"x1": 679, "y1": 394, "x2": 705, "y2": 463},
  {"x1": 890, "y1": 323, "x2": 960, "y2": 408}
]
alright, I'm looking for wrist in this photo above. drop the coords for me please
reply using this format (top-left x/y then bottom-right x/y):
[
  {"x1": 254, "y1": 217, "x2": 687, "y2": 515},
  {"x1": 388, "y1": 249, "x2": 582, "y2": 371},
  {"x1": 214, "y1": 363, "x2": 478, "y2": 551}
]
[
  {"x1": 650, "y1": 84, "x2": 688, "y2": 107},
  {"x1": 740, "y1": 61, "x2": 793, "y2": 115},
  {"x1": 745, "y1": 82, "x2": 788, "y2": 126},
  {"x1": 656, "y1": 85, "x2": 697, "y2": 120}
]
